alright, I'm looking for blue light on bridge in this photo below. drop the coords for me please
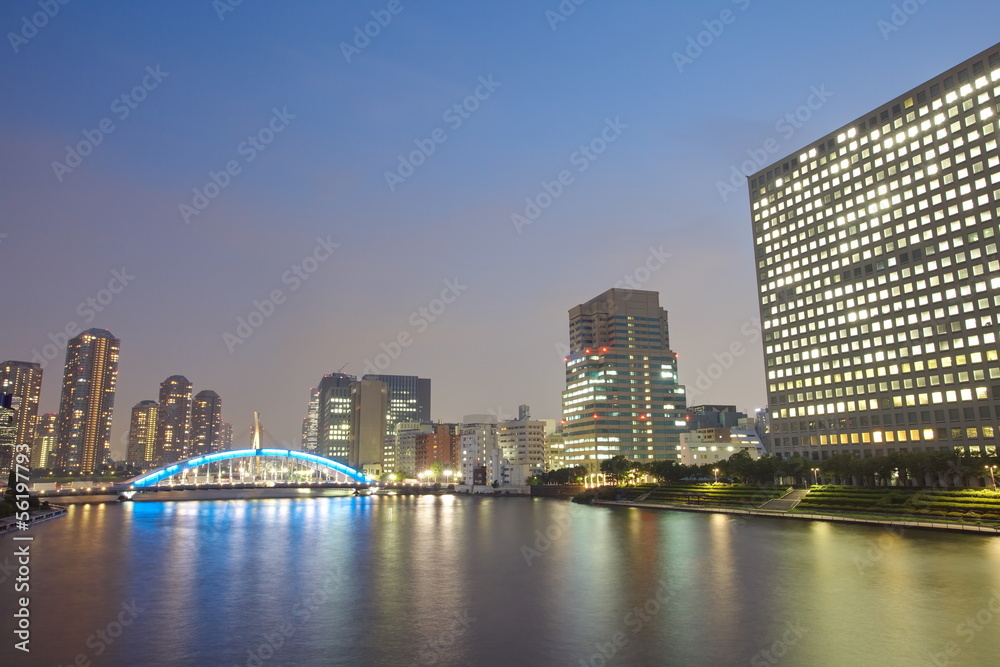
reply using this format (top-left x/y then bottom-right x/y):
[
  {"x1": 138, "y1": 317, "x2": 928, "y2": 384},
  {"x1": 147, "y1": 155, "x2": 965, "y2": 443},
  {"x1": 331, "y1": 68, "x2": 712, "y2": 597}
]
[{"x1": 127, "y1": 449, "x2": 371, "y2": 488}]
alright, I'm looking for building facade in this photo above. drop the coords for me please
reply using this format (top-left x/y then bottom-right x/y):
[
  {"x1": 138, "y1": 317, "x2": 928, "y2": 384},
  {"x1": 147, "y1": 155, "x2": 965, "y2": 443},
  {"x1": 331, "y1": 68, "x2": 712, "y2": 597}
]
[
  {"x1": 191, "y1": 390, "x2": 223, "y2": 456},
  {"x1": 317, "y1": 373, "x2": 355, "y2": 463},
  {"x1": 153, "y1": 375, "x2": 193, "y2": 463},
  {"x1": 30, "y1": 413, "x2": 57, "y2": 469},
  {"x1": 0, "y1": 360, "x2": 43, "y2": 455},
  {"x1": 562, "y1": 289, "x2": 688, "y2": 471},
  {"x1": 126, "y1": 400, "x2": 159, "y2": 465},
  {"x1": 301, "y1": 387, "x2": 319, "y2": 453},
  {"x1": 751, "y1": 43, "x2": 1000, "y2": 460},
  {"x1": 349, "y1": 378, "x2": 388, "y2": 470},
  {"x1": 362, "y1": 374, "x2": 430, "y2": 427},
  {"x1": 54, "y1": 328, "x2": 120, "y2": 472},
  {"x1": 497, "y1": 406, "x2": 546, "y2": 475}
]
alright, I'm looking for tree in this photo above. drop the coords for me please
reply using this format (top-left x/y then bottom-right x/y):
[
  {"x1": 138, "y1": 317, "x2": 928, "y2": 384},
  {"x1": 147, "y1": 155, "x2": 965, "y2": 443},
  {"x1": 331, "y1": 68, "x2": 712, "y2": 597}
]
[
  {"x1": 430, "y1": 462, "x2": 444, "y2": 479},
  {"x1": 600, "y1": 456, "x2": 634, "y2": 484}
]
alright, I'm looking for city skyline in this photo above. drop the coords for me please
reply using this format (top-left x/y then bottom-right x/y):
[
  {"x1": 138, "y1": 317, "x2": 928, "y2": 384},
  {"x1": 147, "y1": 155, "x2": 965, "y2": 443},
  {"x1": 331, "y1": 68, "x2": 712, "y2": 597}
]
[{"x1": 4, "y1": 2, "x2": 1000, "y2": 459}]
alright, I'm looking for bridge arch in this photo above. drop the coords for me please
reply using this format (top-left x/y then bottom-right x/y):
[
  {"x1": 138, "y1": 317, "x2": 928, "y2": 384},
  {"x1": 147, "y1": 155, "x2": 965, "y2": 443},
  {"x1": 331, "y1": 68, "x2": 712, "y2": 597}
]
[{"x1": 126, "y1": 449, "x2": 371, "y2": 488}]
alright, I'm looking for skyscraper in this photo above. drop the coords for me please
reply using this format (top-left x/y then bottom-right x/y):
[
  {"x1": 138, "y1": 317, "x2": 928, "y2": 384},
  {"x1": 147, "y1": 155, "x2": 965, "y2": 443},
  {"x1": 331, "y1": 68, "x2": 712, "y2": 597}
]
[
  {"x1": 562, "y1": 289, "x2": 687, "y2": 471},
  {"x1": 191, "y1": 390, "x2": 223, "y2": 456},
  {"x1": 361, "y1": 374, "x2": 431, "y2": 427},
  {"x1": 750, "y1": 43, "x2": 1000, "y2": 460},
  {"x1": 317, "y1": 373, "x2": 355, "y2": 463},
  {"x1": 301, "y1": 387, "x2": 319, "y2": 453},
  {"x1": 126, "y1": 400, "x2": 159, "y2": 465},
  {"x1": 219, "y1": 421, "x2": 234, "y2": 452},
  {"x1": 0, "y1": 360, "x2": 43, "y2": 454},
  {"x1": 54, "y1": 328, "x2": 120, "y2": 472},
  {"x1": 349, "y1": 378, "x2": 388, "y2": 472},
  {"x1": 153, "y1": 375, "x2": 193, "y2": 463},
  {"x1": 30, "y1": 413, "x2": 57, "y2": 469}
]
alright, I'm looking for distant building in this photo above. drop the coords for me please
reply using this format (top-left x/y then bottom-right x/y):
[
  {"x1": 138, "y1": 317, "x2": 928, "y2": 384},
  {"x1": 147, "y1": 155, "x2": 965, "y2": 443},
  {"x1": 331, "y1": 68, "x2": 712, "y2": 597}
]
[
  {"x1": 219, "y1": 421, "x2": 234, "y2": 451},
  {"x1": 679, "y1": 428, "x2": 767, "y2": 465},
  {"x1": 544, "y1": 427, "x2": 566, "y2": 472},
  {"x1": 153, "y1": 376, "x2": 193, "y2": 463},
  {"x1": 497, "y1": 405, "x2": 546, "y2": 475},
  {"x1": 0, "y1": 399, "x2": 15, "y2": 475},
  {"x1": 30, "y1": 413, "x2": 57, "y2": 469},
  {"x1": 349, "y1": 378, "x2": 388, "y2": 470},
  {"x1": 362, "y1": 374, "x2": 431, "y2": 427},
  {"x1": 687, "y1": 405, "x2": 747, "y2": 430},
  {"x1": 55, "y1": 329, "x2": 120, "y2": 472},
  {"x1": 460, "y1": 417, "x2": 497, "y2": 485},
  {"x1": 301, "y1": 387, "x2": 319, "y2": 453},
  {"x1": 0, "y1": 360, "x2": 43, "y2": 456},
  {"x1": 395, "y1": 423, "x2": 435, "y2": 475},
  {"x1": 317, "y1": 373, "x2": 355, "y2": 463},
  {"x1": 414, "y1": 424, "x2": 460, "y2": 473},
  {"x1": 126, "y1": 400, "x2": 159, "y2": 465},
  {"x1": 563, "y1": 289, "x2": 687, "y2": 471},
  {"x1": 191, "y1": 390, "x2": 223, "y2": 456}
]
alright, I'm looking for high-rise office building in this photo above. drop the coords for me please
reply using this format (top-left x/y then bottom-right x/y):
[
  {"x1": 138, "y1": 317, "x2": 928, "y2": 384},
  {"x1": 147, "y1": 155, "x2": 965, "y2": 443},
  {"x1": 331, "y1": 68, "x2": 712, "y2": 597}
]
[
  {"x1": 126, "y1": 400, "x2": 159, "y2": 465},
  {"x1": 0, "y1": 398, "x2": 15, "y2": 474},
  {"x1": 0, "y1": 360, "x2": 43, "y2": 453},
  {"x1": 153, "y1": 375, "x2": 193, "y2": 463},
  {"x1": 350, "y1": 378, "x2": 388, "y2": 471},
  {"x1": 317, "y1": 373, "x2": 356, "y2": 463},
  {"x1": 301, "y1": 387, "x2": 319, "y2": 452},
  {"x1": 30, "y1": 413, "x2": 57, "y2": 469},
  {"x1": 219, "y1": 421, "x2": 234, "y2": 451},
  {"x1": 562, "y1": 289, "x2": 687, "y2": 471},
  {"x1": 54, "y1": 328, "x2": 120, "y2": 472},
  {"x1": 750, "y1": 43, "x2": 1000, "y2": 460},
  {"x1": 362, "y1": 374, "x2": 430, "y2": 427},
  {"x1": 191, "y1": 390, "x2": 223, "y2": 456}
]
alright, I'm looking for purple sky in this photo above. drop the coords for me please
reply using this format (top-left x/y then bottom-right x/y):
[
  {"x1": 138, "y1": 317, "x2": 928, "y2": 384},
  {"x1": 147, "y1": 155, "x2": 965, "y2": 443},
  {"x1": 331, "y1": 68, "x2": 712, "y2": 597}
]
[{"x1": 3, "y1": 0, "x2": 999, "y2": 458}]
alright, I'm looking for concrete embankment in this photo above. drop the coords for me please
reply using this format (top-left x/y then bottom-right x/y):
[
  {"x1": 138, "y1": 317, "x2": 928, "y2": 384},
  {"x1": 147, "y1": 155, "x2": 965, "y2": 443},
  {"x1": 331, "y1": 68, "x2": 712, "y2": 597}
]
[
  {"x1": 0, "y1": 504, "x2": 67, "y2": 536},
  {"x1": 594, "y1": 500, "x2": 1000, "y2": 535}
]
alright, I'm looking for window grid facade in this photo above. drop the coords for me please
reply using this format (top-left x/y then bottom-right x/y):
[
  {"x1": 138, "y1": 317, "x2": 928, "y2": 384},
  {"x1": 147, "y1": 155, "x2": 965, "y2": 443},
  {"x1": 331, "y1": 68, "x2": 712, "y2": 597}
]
[{"x1": 751, "y1": 45, "x2": 1000, "y2": 460}]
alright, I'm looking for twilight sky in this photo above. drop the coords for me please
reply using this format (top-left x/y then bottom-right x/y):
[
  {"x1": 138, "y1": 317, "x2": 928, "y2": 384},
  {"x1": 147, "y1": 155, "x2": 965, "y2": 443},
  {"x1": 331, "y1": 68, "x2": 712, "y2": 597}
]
[{"x1": 3, "y1": 0, "x2": 1000, "y2": 459}]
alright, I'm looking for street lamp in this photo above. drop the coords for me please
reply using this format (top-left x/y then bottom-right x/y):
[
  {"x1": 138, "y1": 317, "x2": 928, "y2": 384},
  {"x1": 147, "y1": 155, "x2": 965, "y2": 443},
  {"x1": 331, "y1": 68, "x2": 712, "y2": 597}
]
[
  {"x1": 713, "y1": 468, "x2": 719, "y2": 484},
  {"x1": 811, "y1": 468, "x2": 820, "y2": 486},
  {"x1": 986, "y1": 465, "x2": 997, "y2": 490}
]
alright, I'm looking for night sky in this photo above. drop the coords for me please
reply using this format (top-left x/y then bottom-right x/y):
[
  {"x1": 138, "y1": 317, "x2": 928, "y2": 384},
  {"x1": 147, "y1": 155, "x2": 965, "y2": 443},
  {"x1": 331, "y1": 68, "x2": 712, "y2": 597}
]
[{"x1": 3, "y1": 0, "x2": 999, "y2": 459}]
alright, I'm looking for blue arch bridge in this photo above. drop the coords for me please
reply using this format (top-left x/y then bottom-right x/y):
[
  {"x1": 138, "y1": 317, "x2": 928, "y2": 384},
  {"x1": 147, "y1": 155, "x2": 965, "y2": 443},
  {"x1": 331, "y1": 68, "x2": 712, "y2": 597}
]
[{"x1": 116, "y1": 449, "x2": 374, "y2": 498}]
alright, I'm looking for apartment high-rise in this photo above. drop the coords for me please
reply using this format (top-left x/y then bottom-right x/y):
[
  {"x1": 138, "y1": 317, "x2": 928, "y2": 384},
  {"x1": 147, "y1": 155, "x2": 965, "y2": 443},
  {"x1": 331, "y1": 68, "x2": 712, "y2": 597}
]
[
  {"x1": 191, "y1": 390, "x2": 223, "y2": 456},
  {"x1": 750, "y1": 43, "x2": 1000, "y2": 460},
  {"x1": 0, "y1": 360, "x2": 43, "y2": 453},
  {"x1": 54, "y1": 328, "x2": 120, "y2": 472},
  {"x1": 219, "y1": 421, "x2": 234, "y2": 452},
  {"x1": 562, "y1": 289, "x2": 687, "y2": 471},
  {"x1": 153, "y1": 375, "x2": 193, "y2": 463},
  {"x1": 30, "y1": 413, "x2": 57, "y2": 469},
  {"x1": 317, "y1": 373, "x2": 356, "y2": 463},
  {"x1": 361, "y1": 374, "x2": 430, "y2": 427},
  {"x1": 126, "y1": 400, "x2": 159, "y2": 465},
  {"x1": 497, "y1": 405, "x2": 546, "y2": 475},
  {"x1": 349, "y1": 378, "x2": 388, "y2": 472},
  {"x1": 460, "y1": 417, "x2": 498, "y2": 484}
]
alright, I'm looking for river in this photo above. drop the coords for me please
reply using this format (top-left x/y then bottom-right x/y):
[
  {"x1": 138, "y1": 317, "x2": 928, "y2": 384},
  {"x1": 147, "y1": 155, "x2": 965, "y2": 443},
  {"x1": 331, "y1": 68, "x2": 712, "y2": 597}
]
[{"x1": 3, "y1": 494, "x2": 999, "y2": 666}]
